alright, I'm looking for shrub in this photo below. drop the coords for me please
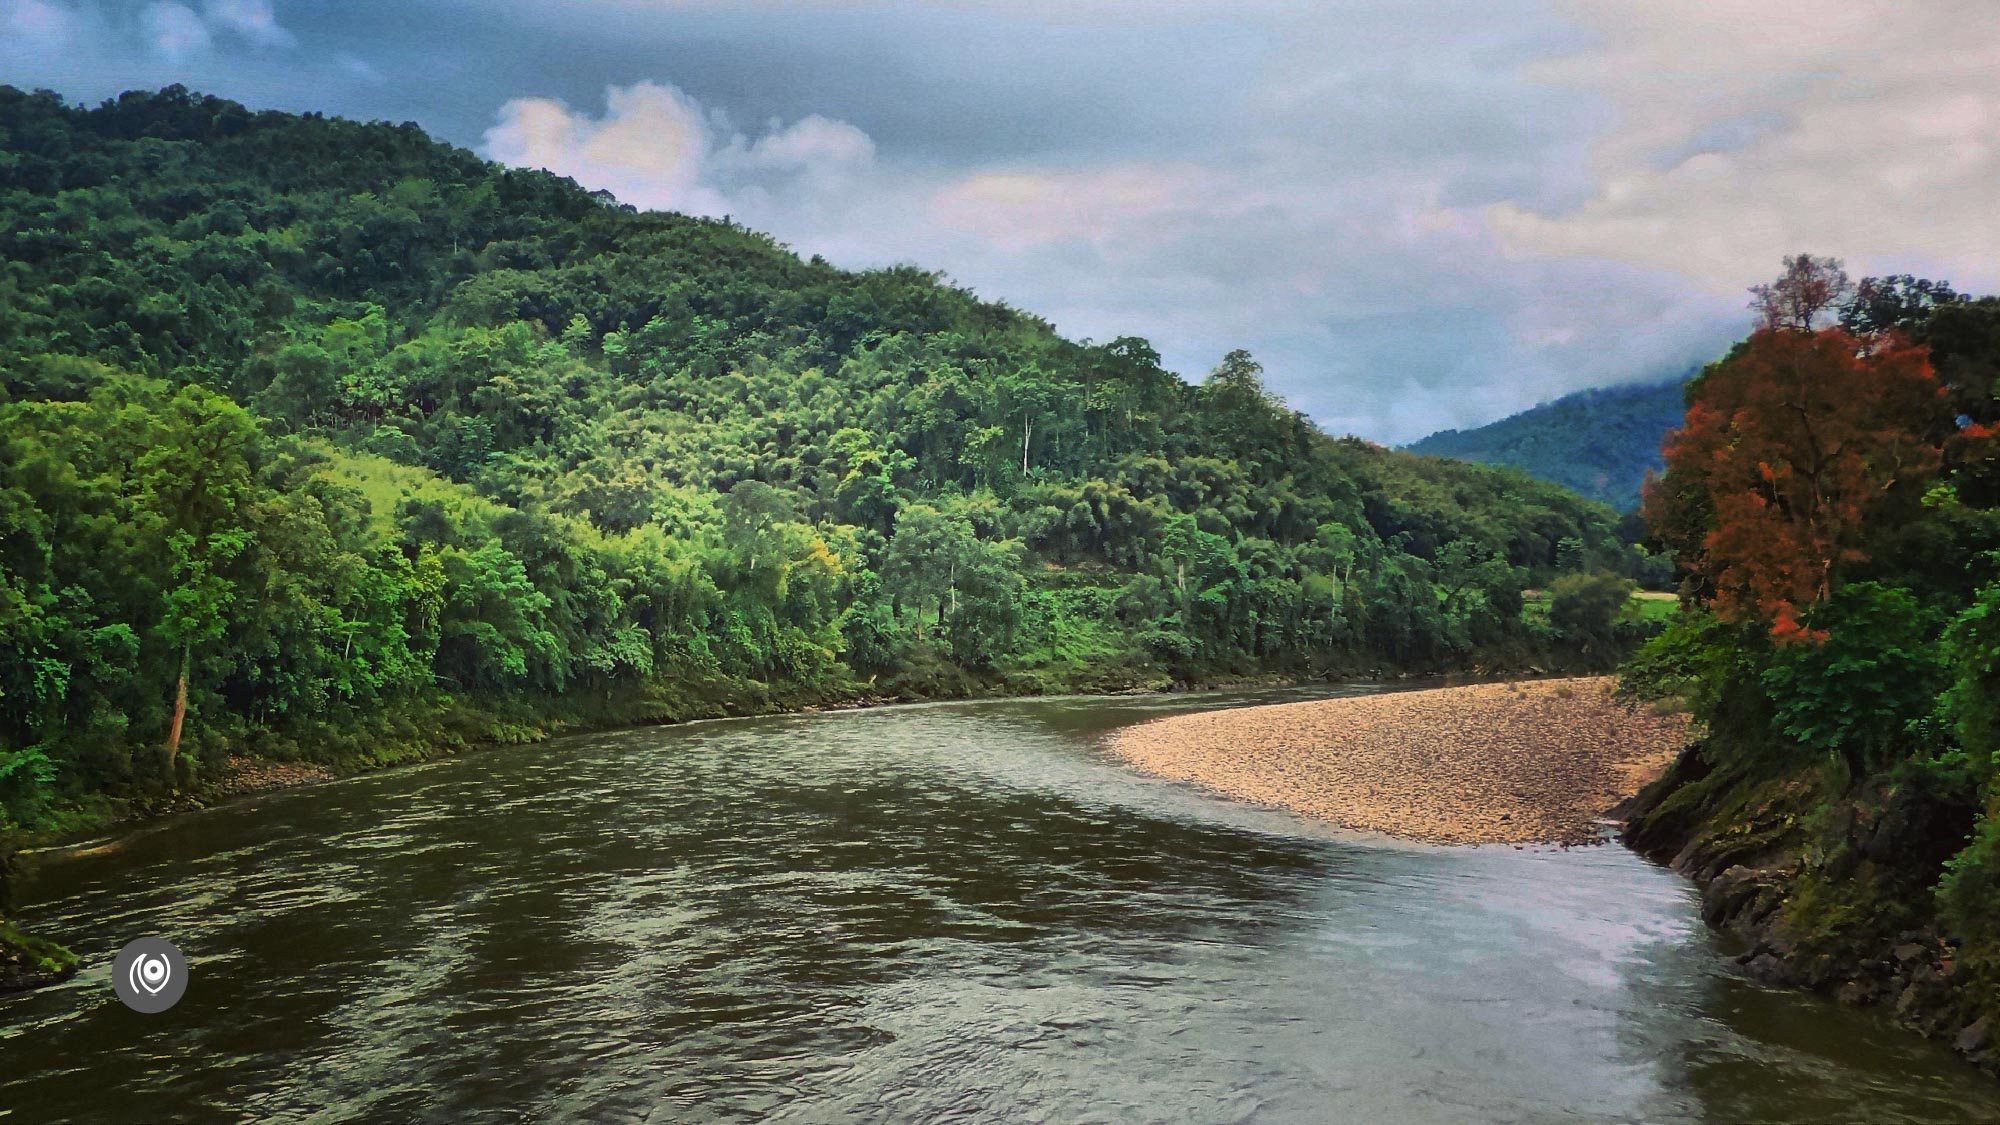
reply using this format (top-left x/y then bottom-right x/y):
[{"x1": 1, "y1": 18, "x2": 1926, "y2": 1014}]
[
  {"x1": 1547, "y1": 571, "x2": 1636, "y2": 654},
  {"x1": 1760, "y1": 582, "x2": 1945, "y2": 777}
]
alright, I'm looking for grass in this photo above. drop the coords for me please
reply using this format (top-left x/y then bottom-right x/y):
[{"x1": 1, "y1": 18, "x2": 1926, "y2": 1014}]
[
  {"x1": 1523, "y1": 588, "x2": 1680, "y2": 623},
  {"x1": 1628, "y1": 589, "x2": 1681, "y2": 623},
  {"x1": 313, "y1": 445, "x2": 508, "y2": 540}
]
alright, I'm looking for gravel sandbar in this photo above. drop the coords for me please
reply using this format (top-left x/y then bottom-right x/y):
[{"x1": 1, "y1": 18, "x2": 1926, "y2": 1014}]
[{"x1": 1107, "y1": 677, "x2": 1690, "y2": 845}]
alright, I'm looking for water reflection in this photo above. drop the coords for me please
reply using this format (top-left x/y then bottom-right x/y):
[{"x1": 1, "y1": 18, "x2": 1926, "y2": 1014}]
[{"x1": 2, "y1": 691, "x2": 1995, "y2": 1122}]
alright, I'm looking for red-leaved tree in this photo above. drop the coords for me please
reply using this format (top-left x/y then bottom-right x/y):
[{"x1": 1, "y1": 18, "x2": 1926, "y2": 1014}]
[{"x1": 1644, "y1": 327, "x2": 1949, "y2": 640}]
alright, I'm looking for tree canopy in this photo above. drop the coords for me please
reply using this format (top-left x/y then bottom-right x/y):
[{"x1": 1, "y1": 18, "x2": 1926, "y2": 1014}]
[{"x1": 0, "y1": 85, "x2": 1652, "y2": 833}]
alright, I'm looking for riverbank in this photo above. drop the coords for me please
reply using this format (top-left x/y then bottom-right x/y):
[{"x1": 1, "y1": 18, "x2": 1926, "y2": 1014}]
[
  {"x1": 0, "y1": 665, "x2": 1390, "y2": 985},
  {"x1": 1107, "y1": 677, "x2": 1691, "y2": 845},
  {"x1": 0, "y1": 920, "x2": 78, "y2": 992},
  {"x1": 0, "y1": 663, "x2": 1601, "y2": 989},
  {"x1": 1624, "y1": 742, "x2": 2000, "y2": 1078},
  {"x1": 0, "y1": 671, "x2": 854, "y2": 980}
]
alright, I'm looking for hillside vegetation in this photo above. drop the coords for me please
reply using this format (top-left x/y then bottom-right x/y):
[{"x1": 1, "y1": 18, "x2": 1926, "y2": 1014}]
[
  {"x1": 1620, "y1": 259, "x2": 2000, "y2": 1072},
  {"x1": 0, "y1": 86, "x2": 1659, "y2": 850},
  {"x1": 1409, "y1": 378, "x2": 1688, "y2": 510}
]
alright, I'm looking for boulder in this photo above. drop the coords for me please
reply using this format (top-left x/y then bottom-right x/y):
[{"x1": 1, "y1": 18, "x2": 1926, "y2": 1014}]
[{"x1": 1959, "y1": 1017, "x2": 1991, "y2": 1056}]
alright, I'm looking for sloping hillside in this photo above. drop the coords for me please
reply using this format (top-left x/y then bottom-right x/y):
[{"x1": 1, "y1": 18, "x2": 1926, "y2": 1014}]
[
  {"x1": 1409, "y1": 378, "x2": 1688, "y2": 509},
  {"x1": 0, "y1": 85, "x2": 1653, "y2": 840}
]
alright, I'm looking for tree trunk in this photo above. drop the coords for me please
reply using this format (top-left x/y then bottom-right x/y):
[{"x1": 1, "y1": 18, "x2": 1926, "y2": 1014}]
[{"x1": 164, "y1": 643, "x2": 189, "y2": 782}]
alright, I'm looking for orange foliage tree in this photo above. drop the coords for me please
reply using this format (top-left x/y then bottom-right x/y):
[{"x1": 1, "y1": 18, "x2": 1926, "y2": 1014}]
[{"x1": 1644, "y1": 327, "x2": 1950, "y2": 639}]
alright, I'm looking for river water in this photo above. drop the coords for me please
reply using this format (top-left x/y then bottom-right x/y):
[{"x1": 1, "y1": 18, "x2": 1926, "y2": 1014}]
[{"x1": 4, "y1": 688, "x2": 1997, "y2": 1122}]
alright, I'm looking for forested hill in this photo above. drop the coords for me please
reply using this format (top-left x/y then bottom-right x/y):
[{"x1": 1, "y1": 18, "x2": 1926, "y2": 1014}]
[
  {"x1": 1408, "y1": 378, "x2": 1689, "y2": 510},
  {"x1": 0, "y1": 86, "x2": 1656, "y2": 836}
]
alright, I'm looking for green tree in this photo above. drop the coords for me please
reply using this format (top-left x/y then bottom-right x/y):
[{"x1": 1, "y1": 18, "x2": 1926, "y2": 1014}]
[
  {"x1": 158, "y1": 527, "x2": 248, "y2": 771},
  {"x1": 1546, "y1": 571, "x2": 1635, "y2": 656}
]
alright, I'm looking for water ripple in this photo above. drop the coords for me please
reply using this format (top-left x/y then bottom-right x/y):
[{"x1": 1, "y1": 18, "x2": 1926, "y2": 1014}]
[{"x1": 3, "y1": 691, "x2": 1996, "y2": 1123}]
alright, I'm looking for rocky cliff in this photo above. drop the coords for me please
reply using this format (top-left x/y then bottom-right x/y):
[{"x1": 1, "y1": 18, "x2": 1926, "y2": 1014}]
[{"x1": 1624, "y1": 740, "x2": 2000, "y2": 1076}]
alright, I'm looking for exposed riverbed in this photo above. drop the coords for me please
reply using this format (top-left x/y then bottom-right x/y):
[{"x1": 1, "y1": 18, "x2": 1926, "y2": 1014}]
[
  {"x1": 2, "y1": 687, "x2": 1995, "y2": 1122},
  {"x1": 1109, "y1": 677, "x2": 1690, "y2": 844}
]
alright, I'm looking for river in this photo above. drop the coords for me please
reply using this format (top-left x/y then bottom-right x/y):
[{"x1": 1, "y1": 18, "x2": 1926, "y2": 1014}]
[{"x1": 3, "y1": 688, "x2": 1996, "y2": 1122}]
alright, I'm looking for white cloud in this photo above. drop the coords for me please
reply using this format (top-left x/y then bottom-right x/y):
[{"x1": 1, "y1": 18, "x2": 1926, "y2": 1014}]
[
  {"x1": 728, "y1": 114, "x2": 873, "y2": 174},
  {"x1": 141, "y1": 0, "x2": 210, "y2": 61},
  {"x1": 1489, "y1": 0, "x2": 2000, "y2": 293},
  {"x1": 202, "y1": 0, "x2": 292, "y2": 47},
  {"x1": 478, "y1": 77, "x2": 1737, "y2": 442},
  {"x1": 926, "y1": 165, "x2": 1224, "y2": 254},
  {"x1": 485, "y1": 82, "x2": 891, "y2": 236},
  {"x1": 1, "y1": 0, "x2": 81, "y2": 49},
  {"x1": 11, "y1": 0, "x2": 292, "y2": 69},
  {"x1": 486, "y1": 82, "x2": 729, "y2": 214},
  {"x1": 4, "y1": 0, "x2": 292, "y2": 69}
]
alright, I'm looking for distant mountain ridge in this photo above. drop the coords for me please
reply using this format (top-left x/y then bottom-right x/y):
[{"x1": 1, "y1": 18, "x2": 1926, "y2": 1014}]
[{"x1": 1407, "y1": 377, "x2": 1690, "y2": 510}]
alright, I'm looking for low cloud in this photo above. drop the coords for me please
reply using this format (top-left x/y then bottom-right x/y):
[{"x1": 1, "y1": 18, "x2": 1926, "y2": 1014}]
[
  {"x1": 3, "y1": 0, "x2": 83, "y2": 49},
  {"x1": 488, "y1": 83, "x2": 719, "y2": 213},
  {"x1": 485, "y1": 81, "x2": 876, "y2": 222}
]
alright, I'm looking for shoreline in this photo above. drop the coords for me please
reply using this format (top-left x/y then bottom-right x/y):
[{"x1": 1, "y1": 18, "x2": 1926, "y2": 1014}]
[
  {"x1": 0, "y1": 668, "x2": 1606, "y2": 991},
  {"x1": 0, "y1": 670, "x2": 1369, "y2": 986},
  {"x1": 1625, "y1": 745, "x2": 2000, "y2": 1079},
  {"x1": 1, "y1": 670, "x2": 1414, "y2": 891},
  {"x1": 1106, "y1": 676, "x2": 1692, "y2": 846},
  {"x1": 7, "y1": 667, "x2": 1493, "y2": 862},
  {"x1": 7, "y1": 679, "x2": 1221, "y2": 855}
]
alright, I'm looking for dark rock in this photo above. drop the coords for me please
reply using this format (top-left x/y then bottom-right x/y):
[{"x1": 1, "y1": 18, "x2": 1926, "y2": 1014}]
[
  {"x1": 1701, "y1": 865, "x2": 1786, "y2": 934},
  {"x1": 1620, "y1": 740, "x2": 1713, "y2": 863},
  {"x1": 1743, "y1": 952, "x2": 1785, "y2": 981},
  {"x1": 1860, "y1": 778, "x2": 1980, "y2": 874},
  {"x1": 1802, "y1": 954, "x2": 1842, "y2": 990},
  {"x1": 1836, "y1": 980, "x2": 1879, "y2": 1007},
  {"x1": 1620, "y1": 735, "x2": 2000, "y2": 1081},
  {"x1": 1895, "y1": 983, "x2": 1928, "y2": 1021},
  {"x1": 1959, "y1": 1017, "x2": 1991, "y2": 1056}
]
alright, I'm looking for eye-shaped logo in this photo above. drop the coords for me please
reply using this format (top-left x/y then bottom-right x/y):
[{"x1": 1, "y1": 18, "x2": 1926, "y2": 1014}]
[
  {"x1": 111, "y1": 938, "x2": 187, "y2": 1013},
  {"x1": 130, "y1": 953, "x2": 171, "y2": 996}
]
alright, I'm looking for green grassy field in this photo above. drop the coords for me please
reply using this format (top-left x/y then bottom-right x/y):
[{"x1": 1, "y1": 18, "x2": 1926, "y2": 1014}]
[{"x1": 1520, "y1": 587, "x2": 1679, "y2": 629}]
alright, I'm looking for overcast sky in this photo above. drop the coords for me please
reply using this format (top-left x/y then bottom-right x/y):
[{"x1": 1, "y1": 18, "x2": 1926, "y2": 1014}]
[{"x1": 6, "y1": 0, "x2": 1996, "y2": 443}]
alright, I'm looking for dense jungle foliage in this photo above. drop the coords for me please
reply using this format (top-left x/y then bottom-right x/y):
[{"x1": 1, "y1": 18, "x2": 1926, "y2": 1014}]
[
  {"x1": 0, "y1": 86, "x2": 1657, "y2": 838},
  {"x1": 1409, "y1": 377, "x2": 1689, "y2": 510},
  {"x1": 1623, "y1": 258, "x2": 2000, "y2": 1046}
]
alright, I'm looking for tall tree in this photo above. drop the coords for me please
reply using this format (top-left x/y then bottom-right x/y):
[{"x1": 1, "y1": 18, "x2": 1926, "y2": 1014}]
[
  {"x1": 1750, "y1": 253, "x2": 1855, "y2": 332},
  {"x1": 1840, "y1": 274, "x2": 1961, "y2": 336},
  {"x1": 1644, "y1": 327, "x2": 1948, "y2": 638},
  {"x1": 159, "y1": 527, "x2": 248, "y2": 767}
]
